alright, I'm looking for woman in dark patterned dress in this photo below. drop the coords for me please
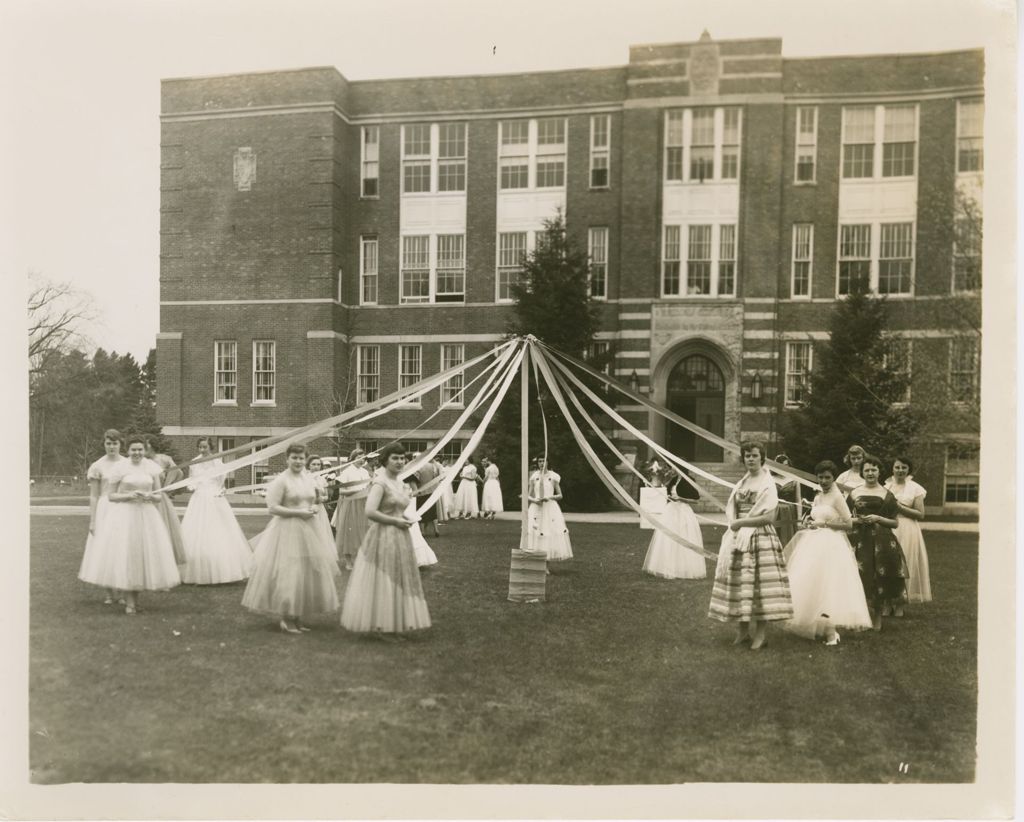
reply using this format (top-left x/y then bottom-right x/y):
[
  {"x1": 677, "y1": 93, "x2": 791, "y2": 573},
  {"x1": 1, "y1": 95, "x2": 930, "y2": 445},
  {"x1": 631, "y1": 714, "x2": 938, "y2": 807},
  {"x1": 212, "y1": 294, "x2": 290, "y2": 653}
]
[{"x1": 847, "y1": 453, "x2": 908, "y2": 631}]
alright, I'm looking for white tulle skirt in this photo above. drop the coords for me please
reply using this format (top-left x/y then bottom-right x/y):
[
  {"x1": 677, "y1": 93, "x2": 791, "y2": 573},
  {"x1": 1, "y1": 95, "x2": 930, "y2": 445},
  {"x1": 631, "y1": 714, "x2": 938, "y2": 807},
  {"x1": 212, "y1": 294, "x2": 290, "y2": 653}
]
[
  {"x1": 453, "y1": 479, "x2": 478, "y2": 516},
  {"x1": 783, "y1": 527, "x2": 872, "y2": 638},
  {"x1": 642, "y1": 501, "x2": 706, "y2": 579},
  {"x1": 179, "y1": 491, "x2": 254, "y2": 584},
  {"x1": 79, "y1": 499, "x2": 181, "y2": 591},
  {"x1": 523, "y1": 500, "x2": 573, "y2": 561},
  {"x1": 481, "y1": 479, "x2": 504, "y2": 513},
  {"x1": 895, "y1": 516, "x2": 932, "y2": 602}
]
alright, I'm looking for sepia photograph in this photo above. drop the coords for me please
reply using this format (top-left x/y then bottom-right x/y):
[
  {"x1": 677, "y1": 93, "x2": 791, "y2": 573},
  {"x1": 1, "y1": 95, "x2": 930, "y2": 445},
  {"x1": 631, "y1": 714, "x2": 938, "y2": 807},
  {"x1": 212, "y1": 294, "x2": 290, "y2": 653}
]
[{"x1": 2, "y1": 0, "x2": 1016, "y2": 818}]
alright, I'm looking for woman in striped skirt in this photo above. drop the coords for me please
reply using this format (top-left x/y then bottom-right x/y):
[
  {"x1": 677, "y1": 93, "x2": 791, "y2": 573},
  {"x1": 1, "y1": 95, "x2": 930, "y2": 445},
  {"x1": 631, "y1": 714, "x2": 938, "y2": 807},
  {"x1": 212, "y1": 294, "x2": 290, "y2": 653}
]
[{"x1": 708, "y1": 441, "x2": 793, "y2": 650}]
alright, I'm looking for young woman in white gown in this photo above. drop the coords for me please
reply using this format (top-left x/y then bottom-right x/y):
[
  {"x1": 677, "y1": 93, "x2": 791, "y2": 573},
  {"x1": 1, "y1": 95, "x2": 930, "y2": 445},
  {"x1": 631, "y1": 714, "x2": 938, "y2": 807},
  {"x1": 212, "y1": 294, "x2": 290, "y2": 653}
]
[
  {"x1": 523, "y1": 457, "x2": 572, "y2": 561},
  {"x1": 306, "y1": 455, "x2": 337, "y2": 556},
  {"x1": 439, "y1": 460, "x2": 456, "y2": 522},
  {"x1": 79, "y1": 429, "x2": 127, "y2": 605},
  {"x1": 642, "y1": 471, "x2": 706, "y2": 579},
  {"x1": 782, "y1": 460, "x2": 872, "y2": 644},
  {"x1": 333, "y1": 449, "x2": 371, "y2": 570},
  {"x1": 885, "y1": 456, "x2": 931, "y2": 606},
  {"x1": 179, "y1": 437, "x2": 254, "y2": 584},
  {"x1": 453, "y1": 458, "x2": 480, "y2": 519},
  {"x1": 79, "y1": 435, "x2": 181, "y2": 614},
  {"x1": 479, "y1": 457, "x2": 504, "y2": 519}
]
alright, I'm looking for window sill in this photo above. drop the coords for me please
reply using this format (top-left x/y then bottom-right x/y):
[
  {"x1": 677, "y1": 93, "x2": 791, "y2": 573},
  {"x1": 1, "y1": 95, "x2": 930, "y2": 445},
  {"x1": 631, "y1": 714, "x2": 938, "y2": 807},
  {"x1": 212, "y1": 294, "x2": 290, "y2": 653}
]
[
  {"x1": 658, "y1": 294, "x2": 739, "y2": 301},
  {"x1": 788, "y1": 295, "x2": 812, "y2": 302},
  {"x1": 589, "y1": 185, "x2": 611, "y2": 192},
  {"x1": 212, "y1": 401, "x2": 238, "y2": 407},
  {"x1": 440, "y1": 403, "x2": 466, "y2": 410},
  {"x1": 793, "y1": 180, "x2": 817, "y2": 186},
  {"x1": 250, "y1": 401, "x2": 277, "y2": 408},
  {"x1": 360, "y1": 195, "x2": 380, "y2": 201},
  {"x1": 400, "y1": 190, "x2": 466, "y2": 197}
]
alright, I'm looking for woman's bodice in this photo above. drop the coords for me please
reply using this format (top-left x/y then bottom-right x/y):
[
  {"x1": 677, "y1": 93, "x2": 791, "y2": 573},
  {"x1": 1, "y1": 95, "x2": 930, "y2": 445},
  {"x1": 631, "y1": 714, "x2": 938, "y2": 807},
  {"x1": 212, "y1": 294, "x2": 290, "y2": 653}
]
[
  {"x1": 460, "y1": 464, "x2": 478, "y2": 481},
  {"x1": 530, "y1": 470, "x2": 560, "y2": 499},
  {"x1": 373, "y1": 477, "x2": 412, "y2": 518},
  {"x1": 88, "y1": 455, "x2": 127, "y2": 496},
  {"x1": 112, "y1": 461, "x2": 159, "y2": 494},
  {"x1": 809, "y1": 487, "x2": 850, "y2": 525},
  {"x1": 734, "y1": 488, "x2": 757, "y2": 517},
  {"x1": 271, "y1": 471, "x2": 316, "y2": 509},
  {"x1": 189, "y1": 457, "x2": 224, "y2": 494},
  {"x1": 885, "y1": 478, "x2": 926, "y2": 509},
  {"x1": 484, "y1": 464, "x2": 499, "y2": 481}
]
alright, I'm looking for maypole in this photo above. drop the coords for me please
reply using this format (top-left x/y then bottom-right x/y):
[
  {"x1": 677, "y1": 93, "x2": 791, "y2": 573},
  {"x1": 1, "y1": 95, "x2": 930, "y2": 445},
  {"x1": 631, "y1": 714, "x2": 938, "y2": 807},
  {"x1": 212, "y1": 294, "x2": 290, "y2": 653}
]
[{"x1": 508, "y1": 337, "x2": 546, "y2": 602}]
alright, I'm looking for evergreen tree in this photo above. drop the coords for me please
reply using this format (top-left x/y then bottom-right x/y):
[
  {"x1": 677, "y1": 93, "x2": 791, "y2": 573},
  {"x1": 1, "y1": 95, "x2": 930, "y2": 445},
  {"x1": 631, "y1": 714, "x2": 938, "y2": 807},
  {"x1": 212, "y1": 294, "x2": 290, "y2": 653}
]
[
  {"x1": 130, "y1": 348, "x2": 178, "y2": 458},
  {"x1": 780, "y1": 289, "x2": 918, "y2": 471},
  {"x1": 481, "y1": 213, "x2": 616, "y2": 511}
]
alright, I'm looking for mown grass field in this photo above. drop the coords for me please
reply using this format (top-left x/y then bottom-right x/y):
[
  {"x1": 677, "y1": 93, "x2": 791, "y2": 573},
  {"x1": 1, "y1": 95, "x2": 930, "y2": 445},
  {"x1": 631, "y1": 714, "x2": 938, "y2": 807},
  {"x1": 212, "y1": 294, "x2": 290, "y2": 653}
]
[{"x1": 29, "y1": 513, "x2": 977, "y2": 784}]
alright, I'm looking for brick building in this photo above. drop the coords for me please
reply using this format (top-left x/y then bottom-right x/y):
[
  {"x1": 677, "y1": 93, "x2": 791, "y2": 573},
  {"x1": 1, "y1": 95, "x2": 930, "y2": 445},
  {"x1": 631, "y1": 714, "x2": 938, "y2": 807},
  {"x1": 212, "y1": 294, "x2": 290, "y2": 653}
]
[{"x1": 157, "y1": 33, "x2": 983, "y2": 514}]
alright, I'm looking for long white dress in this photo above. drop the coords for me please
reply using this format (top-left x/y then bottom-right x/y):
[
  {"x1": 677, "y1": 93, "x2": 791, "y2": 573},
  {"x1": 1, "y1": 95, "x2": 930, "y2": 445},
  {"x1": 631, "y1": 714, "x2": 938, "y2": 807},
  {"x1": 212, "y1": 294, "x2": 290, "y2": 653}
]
[
  {"x1": 78, "y1": 453, "x2": 127, "y2": 581},
  {"x1": 481, "y1": 463, "x2": 504, "y2": 514},
  {"x1": 642, "y1": 491, "x2": 706, "y2": 579},
  {"x1": 453, "y1": 463, "x2": 479, "y2": 517},
  {"x1": 523, "y1": 470, "x2": 573, "y2": 561},
  {"x1": 309, "y1": 472, "x2": 336, "y2": 555},
  {"x1": 179, "y1": 457, "x2": 254, "y2": 584},
  {"x1": 782, "y1": 486, "x2": 872, "y2": 639},
  {"x1": 79, "y1": 459, "x2": 181, "y2": 592},
  {"x1": 439, "y1": 470, "x2": 456, "y2": 521},
  {"x1": 885, "y1": 478, "x2": 932, "y2": 602},
  {"x1": 333, "y1": 463, "x2": 371, "y2": 565}
]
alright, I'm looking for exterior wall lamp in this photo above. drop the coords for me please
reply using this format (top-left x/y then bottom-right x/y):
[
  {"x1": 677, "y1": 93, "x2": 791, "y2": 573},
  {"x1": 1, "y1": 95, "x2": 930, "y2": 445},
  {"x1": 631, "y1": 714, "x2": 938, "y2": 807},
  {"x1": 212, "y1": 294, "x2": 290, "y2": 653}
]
[
  {"x1": 629, "y1": 370, "x2": 640, "y2": 393},
  {"x1": 750, "y1": 373, "x2": 764, "y2": 402}
]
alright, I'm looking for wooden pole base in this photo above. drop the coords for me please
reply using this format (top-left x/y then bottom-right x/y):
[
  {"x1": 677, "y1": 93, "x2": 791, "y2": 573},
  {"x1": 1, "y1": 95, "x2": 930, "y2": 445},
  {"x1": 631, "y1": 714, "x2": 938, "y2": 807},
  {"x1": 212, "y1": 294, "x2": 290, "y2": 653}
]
[{"x1": 508, "y1": 549, "x2": 548, "y2": 602}]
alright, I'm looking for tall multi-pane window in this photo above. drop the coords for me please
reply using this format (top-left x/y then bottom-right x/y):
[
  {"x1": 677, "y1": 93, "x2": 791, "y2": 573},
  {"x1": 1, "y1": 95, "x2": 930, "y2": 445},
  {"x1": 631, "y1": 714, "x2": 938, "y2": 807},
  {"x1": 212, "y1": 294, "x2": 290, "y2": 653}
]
[
  {"x1": 360, "y1": 236, "x2": 378, "y2": 305},
  {"x1": 882, "y1": 105, "x2": 917, "y2": 177},
  {"x1": 838, "y1": 224, "x2": 872, "y2": 294},
  {"x1": 252, "y1": 341, "x2": 276, "y2": 404},
  {"x1": 401, "y1": 235, "x2": 431, "y2": 303},
  {"x1": 499, "y1": 120, "x2": 529, "y2": 189},
  {"x1": 944, "y1": 444, "x2": 980, "y2": 503},
  {"x1": 878, "y1": 223, "x2": 914, "y2": 294},
  {"x1": 785, "y1": 342, "x2": 813, "y2": 407},
  {"x1": 957, "y1": 99, "x2": 984, "y2": 172},
  {"x1": 791, "y1": 223, "x2": 813, "y2": 298},
  {"x1": 588, "y1": 227, "x2": 608, "y2": 299},
  {"x1": 497, "y1": 232, "x2": 528, "y2": 301},
  {"x1": 665, "y1": 111, "x2": 684, "y2": 181},
  {"x1": 662, "y1": 226, "x2": 681, "y2": 295},
  {"x1": 795, "y1": 106, "x2": 817, "y2": 182},
  {"x1": 436, "y1": 234, "x2": 465, "y2": 302},
  {"x1": 535, "y1": 118, "x2": 566, "y2": 188},
  {"x1": 842, "y1": 107, "x2": 875, "y2": 178},
  {"x1": 664, "y1": 107, "x2": 742, "y2": 182},
  {"x1": 686, "y1": 225, "x2": 712, "y2": 294},
  {"x1": 717, "y1": 225, "x2": 736, "y2": 295},
  {"x1": 690, "y1": 110, "x2": 715, "y2": 182},
  {"x1": 438, "y1": 123, "x2": 467, "y2": 192},
  {"x1": 882, "y1": 339, "x2": 913, "y2": 403},
  {"x1": 721, "y1": 108, "x2": 740, "y2": 180},
  {"x1": 357, "y1": 345, "x2": 380, "y2": 405},
  {"x1": 590, "y1": 115, "x2": 610, "y2": 188},
  {"x1": 440, "y1": 343, "x2": 465, "y2": 406},
  {"x1": 252, "y1": 448, "x2": 271, "y2": 486},
  {"x1": 214, "y1": 341, "x2": 237, "y2": 403},
  {"x1": 949, "y1": 337, "x2": 980, "y2": 403},
  {"x1": 398, "y1": 345, "x2": 422, "y2": 403},
  {"x1": 361, "y1": 126, "x2": 379, "y2": 197},
  {"x1": 953, "y1": 216, "x2": 982, "y2": 291},
  {"x1": 401, "y1": 124, "x2": 431, "y2": 193}
]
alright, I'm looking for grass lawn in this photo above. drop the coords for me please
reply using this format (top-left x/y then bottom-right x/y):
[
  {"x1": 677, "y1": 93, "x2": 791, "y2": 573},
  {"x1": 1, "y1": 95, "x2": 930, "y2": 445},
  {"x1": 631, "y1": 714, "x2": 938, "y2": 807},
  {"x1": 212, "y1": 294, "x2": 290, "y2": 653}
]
[{"x1": 29, "y1": 514, "x2": 977, "y2": 784}]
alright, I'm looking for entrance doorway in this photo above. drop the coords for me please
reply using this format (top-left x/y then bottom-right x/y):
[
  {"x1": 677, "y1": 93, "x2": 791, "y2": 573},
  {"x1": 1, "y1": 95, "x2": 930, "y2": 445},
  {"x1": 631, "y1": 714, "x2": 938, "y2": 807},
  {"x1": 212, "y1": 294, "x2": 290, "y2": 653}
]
[{"x1": 666, "y1": 354, "x2": 725, "y2": 463}]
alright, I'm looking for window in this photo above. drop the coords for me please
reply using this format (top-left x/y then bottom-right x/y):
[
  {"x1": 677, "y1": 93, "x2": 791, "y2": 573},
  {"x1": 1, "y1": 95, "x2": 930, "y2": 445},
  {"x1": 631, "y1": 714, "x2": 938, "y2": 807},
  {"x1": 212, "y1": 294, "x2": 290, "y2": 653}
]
[
  {"x1": 882, "y1": 105, "x2": 916, "y2": 177},
  {"x1": 399, "y1": 345, "x2": 422, "y2": 403},
  {"x1": 535, "y1": 118, "x2": 566, "y2": 188},
  {"x1": 838, "y1": 224, "x2": 872, "y2": 294},
  {"x1": 218, "y1": 437, "x2": 236, "y2": 488},
  {"x1": 957, "y1": 99, "x2": 984, "y2": 173},
  {"x1": 437, "y1": 123, "x2": 467, "y2": 192},
  {"x1": 440, "y1": 343, "x2": 465, "y2": 406},
  {"x1": 588, "y1": 227, "x2": 608, "y2": 299},
  {"x1": 499, "y1": 120, "x2": 529, "y2": 189},
  {"x1": 795, "y1": 106, "x2": 817, "y2": 183},
  {"x1": 401, "y1": 235, "x2": 431, "y2": 303},
  {"x1": 785, "y1": 342, "x2": 813, "y2": 407},
  {"x1": 252, "y1": 448, "x2": 271, "y2": 487},
  {"x1": 436, "y1": 234, "x2": 465, "y2": 302},
  {"x1": 665, "y1": 107, "x2": 742, "y2": 183},
  {"x1": 402, "y1": 124, "x2": 431, "y2": 193},
  {"x1": 214, "y1": 341, "x2": 237, "y2": 403},
  {"x1": 878, "y1": 223, "x2": 914, "y2": 294},
  {"x1": 357, "y1": 345, "x2": 380, "y2": 405},
  {"x1": 590, "y1": 115, "x2": 610, "y2": 188},
  {"x1": 953, "y1": 216, "x2": 982, "y2": 291},
  {"x1": 949, "y1": 337, "x2": 980, "y2": 403},
  {"x1": 843, "y1": 105, "x2": 917, "y2": 179},
  {"x1": 497, "y1": 231, "x2": 527, "y2": 301},
  {"x1": 356, "y1": 439, "x2": 379, "y2": 456},
  {"x1": 842, "y1": 107, "x2": 875, "y2": 178},
  {"x1": 400, "y1": 439, "x2": 429, "y2": 455},
  {"x1": 882, "y1": 339, "x2": 912, "y2": 403},
  {"x1": 360, "y1": 236, "x2": 378, "y2": 304},
  {"x1": 662, "y1": 224, "x2": 737, "y2": 297},
  {"x1": 437, "y1": 439, "x2": 464, "y2": 463},
  {"x1": 944, "y1": 443, "x2": 979, "y2": 503},
  {"x1": 361, "y1": 126, "x2": 379, "y2": 197},
  {"x1": 585, "y1": 341, "x2": 612, "y2": 380},
  {"x1": 791, "y1": 224, "x2": 813, "y2": 298},
  {"x1": 252, "y1": 341, "x2": 275, "y2": 404}
]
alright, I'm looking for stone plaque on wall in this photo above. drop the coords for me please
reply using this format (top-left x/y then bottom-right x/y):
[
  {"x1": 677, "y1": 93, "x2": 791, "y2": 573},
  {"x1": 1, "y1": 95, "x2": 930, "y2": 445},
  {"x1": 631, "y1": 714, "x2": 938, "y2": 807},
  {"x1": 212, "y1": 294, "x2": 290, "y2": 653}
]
[
  {"x1": 689, "y1": 33, "x2": 720, "y2": 96},
  {"x1": 233, "y1": 147, "x2": 256, "y2": 191}
]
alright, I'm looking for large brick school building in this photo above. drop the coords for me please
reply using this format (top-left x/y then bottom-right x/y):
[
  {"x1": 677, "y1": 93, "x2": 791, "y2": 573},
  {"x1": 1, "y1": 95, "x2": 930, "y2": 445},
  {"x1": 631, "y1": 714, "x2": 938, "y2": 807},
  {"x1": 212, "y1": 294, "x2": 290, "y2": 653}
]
[{"x1": 156, "y1": 32, "x2": 983, "y2": 514}]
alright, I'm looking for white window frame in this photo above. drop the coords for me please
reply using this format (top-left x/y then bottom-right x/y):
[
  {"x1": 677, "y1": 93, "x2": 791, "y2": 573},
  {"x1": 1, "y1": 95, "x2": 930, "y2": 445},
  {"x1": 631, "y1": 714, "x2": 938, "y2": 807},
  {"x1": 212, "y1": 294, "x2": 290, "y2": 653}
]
[
  {"x1": 361, "y1": 126, "x2": 379, "y2": 198},
  {"x1": 784, "y1": 342, "x2": 813, "y2": 408},
  {"x1": 440, "y1": 343, "x2": 466, "y2": 407},
  {"x1": 794, "y1": 106, "x2": 817, "y2": 184},
  {"x1": 588, "y1": 227, "x2": 608, "y2": 300},
  {"x1": 952, "y1": 215, "x2": 982, "y2": 293},
  {"x1": 882, "y1": 338, "x2": 913, "y2": 404},
  {"x1": 660, "y1": 223, "x2": 738, "y2": 297},
  {"x1": 589, "y1": 114, "x2": 611, "y2": 189},
  {"x1": 663, "y1": 107, "x2": 743, "y2": 183},
  {"x1": 496, "y1": 230, "x2": 529, "y2": 303},
  {"x1": 400, "y1": 235, "x2": 431, "y2": 304},
  {"x1": 251, "y1": 447, "x2": 271, "y2": 487},
  {"x1": 398, "y1": 344, "x2": 422, "y2": 407},
  {"x1": 360, "y1": 236, "x2": 378, "y2": 305},
  {"x1": 356, "y1": 345, "x2": 380, "y2": 405},
  {"x1": 251, "y1": 340, "x2": 276, "y2": 406},
  {"x1": 213, "y1": 340, "x2": 237, "y2": 405},
  {"x1": 944, "y1": 443, "x2": 980, "y2": 505},
  {"x1": 836, "y1": 222, "x2": 915, "y2": 297},
  {"x1": 437, "y1": 122, "x2": 468, "y2": 193},
  {"x1": 498, "y1": 119, "x2": 567, "y2": 191},
  {"x1": 956, "y1": 98, "x2": 984, "y2": 174},
  {"x1": 841, "y1": 104, "x2": 918, "y2": 180},
  {"x1": 401, "y1": 123, "x2": 432, "y2": 194},
  {"x1": 791, "y1": 223, "x2": 813, "y2": 299},
  {"x1": 398, "y1": 234, "x2": 466, "y2": 305},
  {"x1": 949, "y1": 336, "x2": 980, "y2": 404}
]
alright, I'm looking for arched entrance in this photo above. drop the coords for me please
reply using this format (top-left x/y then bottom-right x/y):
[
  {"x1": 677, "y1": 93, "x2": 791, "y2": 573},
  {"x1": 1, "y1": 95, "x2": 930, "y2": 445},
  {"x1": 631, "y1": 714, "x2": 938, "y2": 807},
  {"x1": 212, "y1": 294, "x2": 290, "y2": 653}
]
[{"x1": 666, "y1": 354, "x2": 725, "y2": 462}]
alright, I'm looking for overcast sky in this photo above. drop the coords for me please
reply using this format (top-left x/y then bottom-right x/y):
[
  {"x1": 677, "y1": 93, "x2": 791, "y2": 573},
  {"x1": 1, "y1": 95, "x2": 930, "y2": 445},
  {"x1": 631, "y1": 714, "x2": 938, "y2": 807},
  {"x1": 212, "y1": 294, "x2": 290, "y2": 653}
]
[{"x1": 3, "y1": 0, "x2": 1014, "y2": 362}]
